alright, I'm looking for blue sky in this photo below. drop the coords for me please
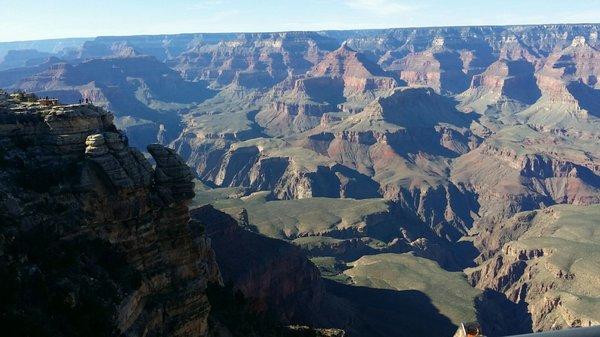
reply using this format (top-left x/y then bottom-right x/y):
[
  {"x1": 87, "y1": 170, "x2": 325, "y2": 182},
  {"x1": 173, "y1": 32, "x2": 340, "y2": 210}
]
[{"x1": 1, "y1": 0, "x2": 600, "y2": 42}]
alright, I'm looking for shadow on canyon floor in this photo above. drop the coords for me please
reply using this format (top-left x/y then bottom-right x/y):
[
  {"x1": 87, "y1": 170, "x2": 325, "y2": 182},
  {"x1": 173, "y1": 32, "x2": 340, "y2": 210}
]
[
  {"x1": 324, "y1": 281, "x2": 533, "y2": 337},
  {"x1": 475, "y1": 289, "x2": 533, "y2": 337},
  {"x1": 323, "y1": 279, "x2": 456, "y2": 337}
]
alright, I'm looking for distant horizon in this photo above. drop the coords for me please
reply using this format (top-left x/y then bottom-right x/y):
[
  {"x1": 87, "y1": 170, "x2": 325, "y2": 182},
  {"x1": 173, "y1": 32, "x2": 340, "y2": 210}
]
[
  {"x1": 2, "y1": 0, "x2": 600, "y2": 43},
  {"x1": 1, "y1": 21, "x2": 599, "y2": 44}
]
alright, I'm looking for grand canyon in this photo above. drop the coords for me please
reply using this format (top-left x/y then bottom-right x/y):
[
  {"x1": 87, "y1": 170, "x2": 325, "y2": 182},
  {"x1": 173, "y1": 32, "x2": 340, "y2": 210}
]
[{"x1": 1, "y1": 23, "x2": 600, "y2": 336}]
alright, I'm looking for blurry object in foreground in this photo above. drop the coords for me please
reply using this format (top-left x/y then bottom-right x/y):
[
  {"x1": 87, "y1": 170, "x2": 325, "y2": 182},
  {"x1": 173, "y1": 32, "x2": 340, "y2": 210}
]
[
  {"x1": 454, "y1": 322, "x2": 483, "y2": 337},
  {"x1": 454, "y1": 323, "x2": 600, "y2": 337},
  {"x1": 506, "y1": 325, "x2": 600, "y2": 336}
]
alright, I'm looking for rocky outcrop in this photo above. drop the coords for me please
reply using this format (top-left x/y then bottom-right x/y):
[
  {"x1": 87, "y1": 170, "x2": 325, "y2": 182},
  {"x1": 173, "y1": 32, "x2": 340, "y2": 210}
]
[
  {"x1": 388, "y1": 40, "x2": 472, "y2": 95},
  {"x1": 516, "y1": 36, "x2": 600, "y2": 134},
  {"x1": 0, "y1": 96, "x2": 221, "y2": 336},
  {"x1": 309, "y1": 43, "x2": 399, "y2": 95},
  {"x1": 255, "y1": 45, "x2": 401, "y2": 136},
  {"x1": 452, "y1": 133, "x2": 600, "y2": 232},
  {"x1": 194, "y1": 142, "x2": 380, "y2": 200},
  {"x1": 458, "y1": 59, "x2": 541, "y2": 116},
  {"x1": 147, "y1": 143, "x2": 196, "y2": 204},
  {"x1": 257, "y1": 97, "x2": 337, "y2": 135},
  {"x1": 470, "y1": 242, "x2": 599, "y2": 332},
  {"x1": 468, "y1": 205, "x2": 600, "y2": 332}
]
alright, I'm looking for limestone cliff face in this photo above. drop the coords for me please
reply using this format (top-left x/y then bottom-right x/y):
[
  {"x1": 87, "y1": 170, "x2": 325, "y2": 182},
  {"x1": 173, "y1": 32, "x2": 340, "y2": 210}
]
[{"x1": 0, "y1": 95, "x2": 221, "y2": 336}]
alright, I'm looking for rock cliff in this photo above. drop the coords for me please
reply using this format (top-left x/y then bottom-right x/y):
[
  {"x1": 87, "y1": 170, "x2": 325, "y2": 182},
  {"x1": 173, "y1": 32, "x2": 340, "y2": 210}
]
[
  {"x1": 192, "y1": 205, "x2": 325, "y2": 325},
  {"x1": 468, "y1": 205, "x2": 600, "y2": 331},
  {"x1": 0, "y1": 94, "x2": 223, "y2": 336}
]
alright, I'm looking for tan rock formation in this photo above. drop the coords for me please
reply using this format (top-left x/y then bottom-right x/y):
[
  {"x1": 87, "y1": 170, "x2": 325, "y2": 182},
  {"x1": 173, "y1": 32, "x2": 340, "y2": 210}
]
[{"x1": 468, "y1": 205, "x2": 600, "y2": 331}]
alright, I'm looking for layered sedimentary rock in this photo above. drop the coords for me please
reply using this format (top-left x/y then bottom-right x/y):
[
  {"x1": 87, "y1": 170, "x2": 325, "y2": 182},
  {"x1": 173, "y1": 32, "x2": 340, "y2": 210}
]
[
  {"x1": 456, "y1": 34, "x2": 542, "y2": 116},
  {"x1": 0, "y1": 93, "x2": 350, "y2": 337},
  {"x1": 516, "y1": 36, "x2": 600, "y2": 135},
  {"x1": 254, "y1": 79, "x2": 341, "y2": 136},
  {"x1": 385, "y1": 37, "x2": 474, "y2": 95},
  {"x1": 0, "y1": 49, "x2": 53, "y2": 70},
  {"x1": 452, "y1": 125, "x2": 600, "y2": 234},
  {"x1": 309, "y1": 43, "x2": 399, "y2": 95},
  {"x1": 3, "y1": 24, "x2": 600, "y2": 335},
  {"x1": 187, "y1": 137, "x2": 381, "y2": 200},
  {"x1": 458, "y1": 59, "x2": 541, "y2": 116},
  {"x1": 306, "y1": 88, "x2": 480, "y2": 243},
  {"x1": 468, "y1": 205, "x2": 600, "y2": 331},
  {"x1": 255, "y1": 44, "x2": 401, "y2": 135},
  {"x1": 172, "y1": 32, "x2": 339, "y2": 86},
  {"x1": 0, "y1": 95, "x2": 221, "y2": 336}
]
